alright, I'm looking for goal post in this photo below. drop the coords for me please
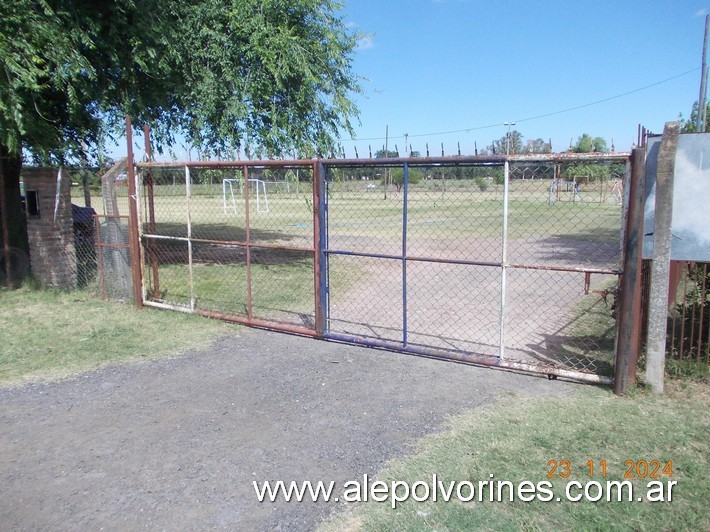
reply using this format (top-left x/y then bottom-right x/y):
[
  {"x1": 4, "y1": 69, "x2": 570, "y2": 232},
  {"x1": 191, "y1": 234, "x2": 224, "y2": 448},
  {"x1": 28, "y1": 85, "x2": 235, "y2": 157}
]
[{"x1": 222, "y1": 178, "x2": 269, "y2": 214}]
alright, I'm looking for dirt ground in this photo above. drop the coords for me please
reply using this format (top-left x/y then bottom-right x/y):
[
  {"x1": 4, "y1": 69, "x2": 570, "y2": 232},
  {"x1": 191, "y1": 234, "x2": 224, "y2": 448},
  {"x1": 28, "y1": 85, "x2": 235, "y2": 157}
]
[{"x1": 0, "y1": 328, "x2": 577, "y2": 530}]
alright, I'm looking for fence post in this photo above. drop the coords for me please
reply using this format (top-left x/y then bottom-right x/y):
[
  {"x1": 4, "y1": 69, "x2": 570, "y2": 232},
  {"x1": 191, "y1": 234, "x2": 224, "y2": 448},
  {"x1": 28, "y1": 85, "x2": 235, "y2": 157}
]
[
  {"x1": 125, "y1": 115, "x2": 143, "y2": 309},
  {"x1": 645, "y1": 122, "x2": 680, "y2": 394},
  {"x1": 313, "y1": 161, "x2": 324, "y2": 336},
  {"x1": 614, "y1": 148, "x2": 646, "y2": 394}
]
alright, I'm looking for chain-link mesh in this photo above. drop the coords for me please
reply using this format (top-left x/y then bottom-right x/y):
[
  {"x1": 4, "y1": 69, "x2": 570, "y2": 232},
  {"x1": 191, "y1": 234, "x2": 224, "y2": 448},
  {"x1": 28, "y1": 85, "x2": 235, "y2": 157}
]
[
  {"x1": 322, "y1": 158, "x2": 624, "y2": 377},
  {"x1": 94, "y1": 214, "x2": 132, "y2": 301},
  {"x1": 137, "y1": 155, "x2": 627, "y2": 379},
  {"x1": 142, "y1": 164, "x2": 317, "y2": 330}
]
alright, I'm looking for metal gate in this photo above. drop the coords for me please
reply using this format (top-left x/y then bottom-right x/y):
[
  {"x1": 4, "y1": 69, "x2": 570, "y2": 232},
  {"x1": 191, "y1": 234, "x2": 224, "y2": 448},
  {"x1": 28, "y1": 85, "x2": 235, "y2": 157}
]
[
  {"x1": 320, "y1": 155, "x2": 627, "y2": 383},
  {"x1": 135, "y1": 153, "x2": 630, "y2": 383}
]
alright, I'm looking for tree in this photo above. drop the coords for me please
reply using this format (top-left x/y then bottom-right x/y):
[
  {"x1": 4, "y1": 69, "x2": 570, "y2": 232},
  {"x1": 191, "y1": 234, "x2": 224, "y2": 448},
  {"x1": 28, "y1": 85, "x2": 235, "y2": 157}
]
[
  {"x1": 0, "y1": 0, "x2": 361, "y2": 268},
  {"x1": 487, "y1": 130, "x2": 523, "y2": 155},
  {"x1": 524, "y1": 138, "x2": 552, "y2": 154},
  {"x1": 384, "y1": 168, "x2": 422, "y2": 192},
  {"x1": 679, "y1": 100, "x2": 710, "y2": 132},
  {"x1": 572, "y1": 134, "x2": 608, "y2": 153},
  {"x1": 374, "y1": 149, "x2": 398, "y2": 158}
]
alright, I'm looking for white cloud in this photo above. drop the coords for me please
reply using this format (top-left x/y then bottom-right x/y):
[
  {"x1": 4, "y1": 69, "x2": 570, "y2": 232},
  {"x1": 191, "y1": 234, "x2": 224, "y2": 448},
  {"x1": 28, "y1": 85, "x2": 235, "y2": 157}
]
[
  {"x1": 696, "y1": 8, "x2": 708, "y2": 17},
  {"x1": 357, "y1": 35, "x2": 375, "y2": 50}
]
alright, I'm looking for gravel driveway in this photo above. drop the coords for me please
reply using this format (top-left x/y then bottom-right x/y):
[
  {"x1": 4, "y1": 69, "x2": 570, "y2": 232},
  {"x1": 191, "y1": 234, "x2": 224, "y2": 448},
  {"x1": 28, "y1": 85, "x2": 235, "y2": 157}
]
[{"x1": 0, "y1": 328, "x2": 576, "y2": 530}]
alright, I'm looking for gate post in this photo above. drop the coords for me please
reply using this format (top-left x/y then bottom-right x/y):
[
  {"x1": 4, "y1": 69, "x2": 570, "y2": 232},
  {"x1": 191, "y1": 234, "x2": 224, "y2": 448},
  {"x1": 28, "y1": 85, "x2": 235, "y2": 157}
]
[
  {"x1": 645, "y1": 122, "x2": 680, "y2": 394},
  {"x1": 125, "y1": 115, "x2": 143, "y2": 309},
  {"x1": 314, "y1": 161, "x2": 327, "y2": 336},
  {"x1": 614, "y1": 148, "x2": 646, "y2": 394}
]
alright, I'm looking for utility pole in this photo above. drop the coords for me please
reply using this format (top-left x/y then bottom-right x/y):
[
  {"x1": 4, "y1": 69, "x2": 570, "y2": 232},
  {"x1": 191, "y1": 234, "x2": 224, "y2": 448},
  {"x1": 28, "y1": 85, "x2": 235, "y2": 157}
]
[
  {"x1": 504, "y1": 122, "x2": 516, "y2": 154},
  {"x1": 697, "y1": 15, "x2": 710, "y2": 132}
]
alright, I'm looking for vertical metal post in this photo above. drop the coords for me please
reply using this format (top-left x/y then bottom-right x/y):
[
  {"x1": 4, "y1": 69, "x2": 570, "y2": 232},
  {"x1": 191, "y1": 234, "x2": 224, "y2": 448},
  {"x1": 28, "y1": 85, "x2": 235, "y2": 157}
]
[
  {"x1": 614, "y1": 148, "x2": 646, "y2": 394},
  {"x1": 125, "y1": 116, "x2": 143, "y2": 308},
  {"x1": 319, "y1": 162, "x2": 331, "y2": 335},
  {"x1": 498, "y1": 161, "x2": 510, "y2": 359},
  {"x1": 697, "y1": 15, "x2": 710, "y2": 132},
  {"x1": 313, "y1": 161, "x2": 323, "y2": 335},
  {"x1": 244, "y1": 164, "x2": 253, "y2": 320},
  {"x1": 143, "y1": 124, "x2": 152, "y2": 161},
  {"x1": 143, "y1": 125, "x2": 159, "y2": 300},
  {"x1": 646, "y1": 122, "x2": 680, "y2": 394},
  {"x1": 402, "y1": 163, "x2": 409, "y2": 346},
  {"x1": 95, "y1": 216, "x2": 106, "y2": 299},
  {"x1": 185, "y1": 165, "x2": 195, "y2": 310},
  {"x1": 698, "y1": 263, "x2": 707, "y2": 368}
]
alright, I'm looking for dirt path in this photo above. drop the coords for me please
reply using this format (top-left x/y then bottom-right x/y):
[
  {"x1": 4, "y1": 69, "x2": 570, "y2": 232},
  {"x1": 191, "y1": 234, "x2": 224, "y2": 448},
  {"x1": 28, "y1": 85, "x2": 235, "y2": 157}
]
[{"x1": 0, "y1": 329, "x2": 576, "y2": 530}]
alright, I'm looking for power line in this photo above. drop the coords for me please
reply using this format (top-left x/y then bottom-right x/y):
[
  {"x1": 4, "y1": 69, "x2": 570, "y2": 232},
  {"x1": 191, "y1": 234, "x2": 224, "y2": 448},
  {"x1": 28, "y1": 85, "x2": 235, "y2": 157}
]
[{"x1": 342, "y1": 67, "x2": 699, "y2": 143}]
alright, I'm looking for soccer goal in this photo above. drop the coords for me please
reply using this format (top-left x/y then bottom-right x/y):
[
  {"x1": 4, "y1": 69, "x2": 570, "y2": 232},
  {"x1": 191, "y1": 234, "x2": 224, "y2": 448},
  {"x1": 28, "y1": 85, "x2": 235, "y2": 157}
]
[{"x1": 222, "y1": 178, "x2": 269, "y2": 214}]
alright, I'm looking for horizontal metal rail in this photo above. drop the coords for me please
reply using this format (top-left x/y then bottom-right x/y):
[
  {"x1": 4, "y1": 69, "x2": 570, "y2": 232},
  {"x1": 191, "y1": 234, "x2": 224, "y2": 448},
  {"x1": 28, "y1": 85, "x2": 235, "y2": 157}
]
[
  {"x1": 324, "y1": 248, "x2": 620, "y2": 275},
  {"x1": 143, "y1": 300, "x2": 317, "y2": 336},
  {"x1": 323, "y1": 332, "x2": 613, "y2": 385},
  {"x1": 136, "y1": 152, "x2": 631, "y2": 170},
  {"x1": 142, "y1": 233, "x2": 314, "y2": 253}
]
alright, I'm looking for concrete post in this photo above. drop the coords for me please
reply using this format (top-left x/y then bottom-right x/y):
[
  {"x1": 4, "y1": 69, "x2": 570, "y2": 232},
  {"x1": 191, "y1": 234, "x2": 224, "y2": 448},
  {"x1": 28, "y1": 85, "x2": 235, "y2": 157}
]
[{"x1": 645, "y1": 122, "x2": 680, "y2": 394}]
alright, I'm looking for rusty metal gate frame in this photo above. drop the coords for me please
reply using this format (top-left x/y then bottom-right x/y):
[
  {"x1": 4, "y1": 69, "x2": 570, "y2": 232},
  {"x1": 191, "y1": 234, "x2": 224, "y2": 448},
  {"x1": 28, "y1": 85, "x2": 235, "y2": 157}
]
[
  {"x1": 317, "y1": 156, "x2": 628, "y2": 385},
  {"x1": 133, "y1": 149, "x2": 634, "y2": 385},
  {"x1": 138, "y1": 159, "x2": 323, "y2": 337}
]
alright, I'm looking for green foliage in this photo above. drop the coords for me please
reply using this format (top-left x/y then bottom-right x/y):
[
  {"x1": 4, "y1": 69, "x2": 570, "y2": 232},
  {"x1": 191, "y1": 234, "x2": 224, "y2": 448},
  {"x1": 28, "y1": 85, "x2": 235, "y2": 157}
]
[
  {"x1": 573, "y1": 133, "x2": 608, "y2": 153},
  {"x1": 374, "y1": 148, "x2": 399, "y2": 158},
  {"x1": 0, "y1": 0, "x2": 362, "y2": 164},
  {"x1": 383, "y1": 168, "x2": 422, "y2": 191},
  {"x1": 487, "y1": 130, "x2": 523, "y2": 155},
  {"x1": 0, "y1": 0, "x2": 362, "y2": 269},
  {"x1": 679, "y1": 100, "x2": 710, "y2": 133},
  {"x1": 474, "y1": 176, "x2": 490, "y2": 191},
  {"x1": 524, "y1": 137, "x2": 552, "y2": 153},
  {"x1": 561, "y1": 161, "x2": 623, "y2": 184}
]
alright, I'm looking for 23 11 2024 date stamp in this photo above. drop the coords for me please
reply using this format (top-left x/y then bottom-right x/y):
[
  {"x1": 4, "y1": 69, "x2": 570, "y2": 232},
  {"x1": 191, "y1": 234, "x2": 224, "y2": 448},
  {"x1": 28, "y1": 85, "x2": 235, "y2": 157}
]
[{"x1": 547, "y1": 459, "x2": 673, "y2": 479}]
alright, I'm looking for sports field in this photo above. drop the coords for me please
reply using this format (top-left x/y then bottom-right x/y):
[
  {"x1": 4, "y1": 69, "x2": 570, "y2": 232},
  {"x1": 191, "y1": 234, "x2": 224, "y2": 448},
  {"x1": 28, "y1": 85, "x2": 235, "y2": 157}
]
[{"x1": 76, "y1": 173, "x2": 624, "y2": 376}]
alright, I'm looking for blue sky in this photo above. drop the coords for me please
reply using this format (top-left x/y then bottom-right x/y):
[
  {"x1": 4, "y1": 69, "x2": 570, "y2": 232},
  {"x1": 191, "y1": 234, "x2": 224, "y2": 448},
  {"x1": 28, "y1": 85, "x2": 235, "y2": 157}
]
[{"x1": 337, "y1": 0, "x2": 709, "y2": 155}]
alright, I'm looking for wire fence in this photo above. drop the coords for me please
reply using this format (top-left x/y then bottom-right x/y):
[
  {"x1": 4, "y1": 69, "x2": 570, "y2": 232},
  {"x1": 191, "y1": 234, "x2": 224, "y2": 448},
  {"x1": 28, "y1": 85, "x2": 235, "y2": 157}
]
[
  {"x1": 140, "y1": 164, "x2": 318, "y2": 332},
  {"x1": 19, "y1": 149, "x2": 706, "y2": 385},
  {"x1": 640, "y1": 260, "x2": 710, "y2": 379},
  {"x1": 134, "y1": 154, "x2": 627, "y2": 381},
  {"x1": 322, "y1": 158, "x2": 624, "y2": 379}
]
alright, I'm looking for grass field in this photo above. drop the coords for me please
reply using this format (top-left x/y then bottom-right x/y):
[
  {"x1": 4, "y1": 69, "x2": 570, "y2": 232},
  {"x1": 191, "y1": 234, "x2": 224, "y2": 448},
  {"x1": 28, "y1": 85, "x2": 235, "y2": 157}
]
[
  {"x1": 76, "y1": 178, "x2": 624, "y2": 375},
  {"x1": 76, "y1": 179, "x2": 623, "y2": 245},
  {"x1": 321, "y1": 380, "x2": 709, "y2": 531},
  {"x1": 0, "y1": 286, "x2": 233, "y2": 386},
  {"x1": 1, "y1": 286, "x2": 705, "y2": 530}
]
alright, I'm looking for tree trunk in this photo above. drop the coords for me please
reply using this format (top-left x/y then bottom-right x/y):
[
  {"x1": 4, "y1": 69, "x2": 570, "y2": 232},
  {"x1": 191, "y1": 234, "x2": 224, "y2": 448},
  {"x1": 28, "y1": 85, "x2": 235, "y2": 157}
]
[{"x1": 0, "y1": 145, "x2": 29, "y2": 287}]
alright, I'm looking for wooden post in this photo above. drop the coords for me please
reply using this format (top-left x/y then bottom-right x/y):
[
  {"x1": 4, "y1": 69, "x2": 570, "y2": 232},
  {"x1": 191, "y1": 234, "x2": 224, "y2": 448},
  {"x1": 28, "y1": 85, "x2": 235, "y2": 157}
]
[{"x1": 645, "y1": 122, "x2": 680, "y2": 394}]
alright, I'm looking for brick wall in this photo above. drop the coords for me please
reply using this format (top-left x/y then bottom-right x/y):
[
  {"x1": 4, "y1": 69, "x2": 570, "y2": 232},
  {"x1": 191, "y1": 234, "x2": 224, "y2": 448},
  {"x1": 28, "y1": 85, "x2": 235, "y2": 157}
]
[{"x1": 23, "y1": 167, "x2": 77, "y2": 290}]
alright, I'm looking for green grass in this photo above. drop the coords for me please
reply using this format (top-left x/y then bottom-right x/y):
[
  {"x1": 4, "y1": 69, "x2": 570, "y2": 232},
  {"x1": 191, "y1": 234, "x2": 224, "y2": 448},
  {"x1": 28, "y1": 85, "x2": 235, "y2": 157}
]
[
  {"x1": 76, "y1": 184, "x2": 623, "y2": 247},
  {"x1": 148, "y1": 255, "x2": 365, "y2": 323},
  {"x1": 551, "y1": 277, "x2": 619, "y2": 376},
  {"x1": 322, "y1": 382, "x2": 709, "y2": 531},
  {"x1": 0, "y1": 286, "x2": 234, "y2": 386}
]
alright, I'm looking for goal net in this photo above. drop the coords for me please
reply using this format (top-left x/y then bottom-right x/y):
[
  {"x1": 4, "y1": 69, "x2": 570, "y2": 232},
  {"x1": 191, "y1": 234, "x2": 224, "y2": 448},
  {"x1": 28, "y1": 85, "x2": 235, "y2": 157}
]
[{"x1": 222, "y1": 178, "x2": 269, "y2": 214}]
